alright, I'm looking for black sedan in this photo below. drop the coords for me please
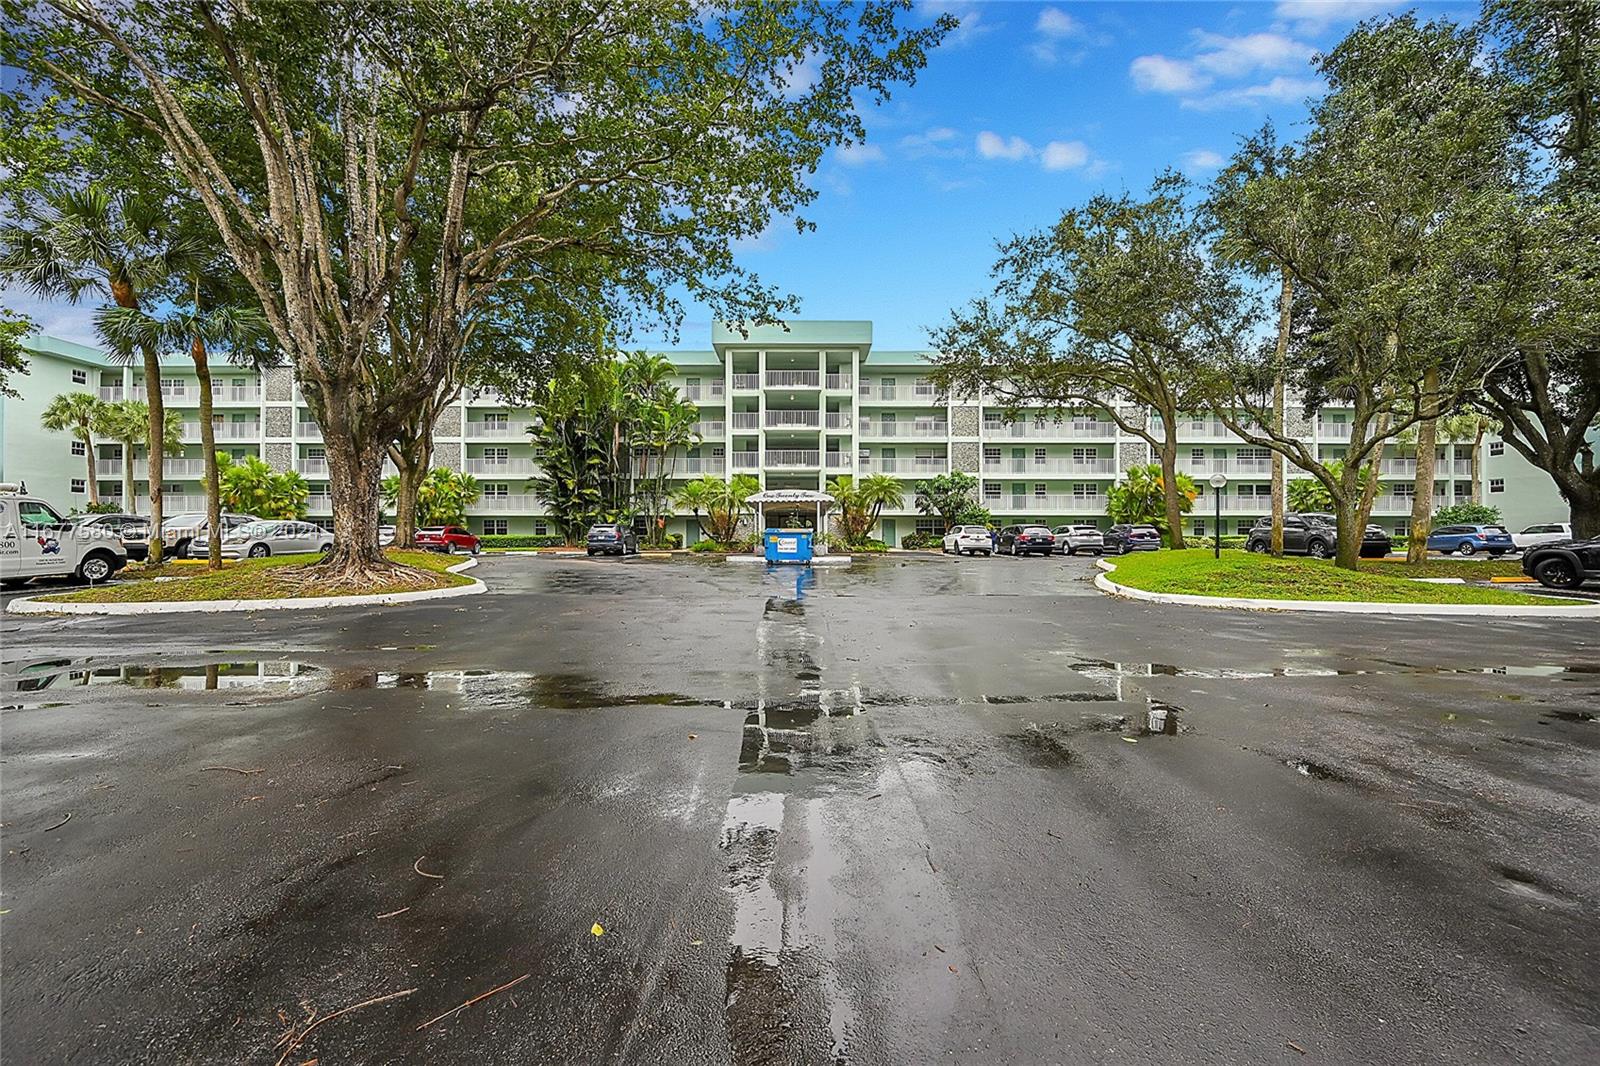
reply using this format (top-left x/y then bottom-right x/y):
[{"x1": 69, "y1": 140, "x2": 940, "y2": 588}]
[
  {"x1": 997, "y1": 525, "x2": 1057, "y2": 556},
  {"x1": 1522, "y1": 536, "x2": 1600, "y2": 589},
  {"x1": 1102, "y1": 524, "x2": 1162, "y2": 554}
]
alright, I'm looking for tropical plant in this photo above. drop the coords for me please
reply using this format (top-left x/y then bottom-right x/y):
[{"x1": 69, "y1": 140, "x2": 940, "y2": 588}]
[
  {"x1": 856, "y1": 472, "x2": 905, "y2": 529},
  {"x1": 382, "y1": 467, "x2": 481, "y2": 527},
  {"x1": 954, "y1": 502, "x2": 994, "y2": 527},
  {"x1": 41, "y1": 391, "x2": 106, "y2": 507},
  {"x1": 674, "y1": 477, "x2": 723, "y2": 542},
  {"x1": 700, "y1": 475, "x2": 761, "y2": 548},
  {"x1": 217, "y1": 454, "x2": 309, "y2": 519},
  {"x1": 1107, "y1": 464, "x2": 1197, "y2": 530},
  {"x1": 95, "y1": 400, "x2": 181, "y2": 512},
  {"x1": 1287, "y1": 478, "x2": 1332, "y2": 514},
  {"x1": 1433, "y1": 501, "x2": 1502, "y2": 527},
  {"x1": 825, "y1": 476, "x2": 876, "y2": 546},
  {"x1": 635, "y1": 392, "x2": 702, "y2": 546},
  {"x1": 0, "y1": 308, "x2": 32, "y2": 398},
  {"x1": 912, "y1": 471, "x2": 979, "y2": 533}
]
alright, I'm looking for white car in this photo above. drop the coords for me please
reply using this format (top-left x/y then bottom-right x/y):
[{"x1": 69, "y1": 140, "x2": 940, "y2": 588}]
[
  {"x1": 0, "y1": 485, "x2": 128, "y2": 587},
  {"x1": 942, "y1": 524, "x2": 994, "y2": 556},
  {"x1": 1512, "y1": 522, "x2": 1572, "y2": 550},
  {"x1": 196, "y1": 519, "x2": 334, "y2": 559},
  {"x1": 1052, "y1": 524, "x2": 1106, "y2": 556}
]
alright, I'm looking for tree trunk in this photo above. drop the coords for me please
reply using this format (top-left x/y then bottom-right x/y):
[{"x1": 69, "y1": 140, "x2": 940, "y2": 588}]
[
  {"x1": 1571, "y1": 486, "x2": 1600, "y2": 540},
  {"x1": 193, "y1": 336, "x2": 222, "y2": 570},
  {"x1": 1158, "y1": 430, "x2": 1186, "y2": 550},
  {"x1": 122, "y1": 443, "x2": 136, "y2": 512},
  {"x1": 319, "y1": 420, "x2": 393, "y2": 580},
  {"x1": 83, "y1": 430, "x2": 100, "y2": 507},
  {"x1": 1270, "y1": 268, "x2": 1292, "y2": 556},
  {"x1": 391, "y1": 444, "x2": 429, "y2": 549},
  {"x1": 1470, "y1": 424, "x2": 1485, "y2": 504},
  {"x1": 140, "y1": 341, "x2": 166, "y2": 564},
  {"x1": 1406, "y1": 367, "x2": 1440, "y2": 564}
]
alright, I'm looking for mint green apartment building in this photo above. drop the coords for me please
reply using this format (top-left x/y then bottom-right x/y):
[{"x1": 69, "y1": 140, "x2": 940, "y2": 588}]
[{"x1": 3, "y1": 322, "x2": 1574, "y2": 544}]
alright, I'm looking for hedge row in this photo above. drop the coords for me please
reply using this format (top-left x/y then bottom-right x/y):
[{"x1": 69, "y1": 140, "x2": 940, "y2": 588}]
[{"x1": 479, "y1": 534, "x2": 568, "y2": 548}]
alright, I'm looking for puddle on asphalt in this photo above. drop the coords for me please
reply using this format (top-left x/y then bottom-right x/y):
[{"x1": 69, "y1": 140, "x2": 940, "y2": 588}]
[
  {"x1": 1285, "y1": 758, "x2": 1353, "y2": 783},
  {"x1": 1490, "y1": 863, "x2": 1579, "y2": 909},
  {"x1": 1, "y1": 658, "x2": 321, "y2": 697},
  {"x1": 1539, "y1": 710, "x2": 1596, "y2": 724},
  {"x1": 1066, "y1": 658, "x2": 1600, "y2": 681}
]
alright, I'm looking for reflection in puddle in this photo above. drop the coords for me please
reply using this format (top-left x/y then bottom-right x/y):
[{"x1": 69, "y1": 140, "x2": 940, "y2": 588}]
[
  {"x1": 2, "y1": 658, "x2": 318, "y2": 696},
  {"x1": 1069, "y1": 658, "x2": 1600, "y2": 681},
  {"x1": 1286, "y1": 758, "x2": 1352, "y2": 783}
]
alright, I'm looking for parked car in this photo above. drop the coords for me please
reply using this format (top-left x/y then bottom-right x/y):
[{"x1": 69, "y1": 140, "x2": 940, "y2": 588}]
[
  {"x1": 1102, "y1": 524, "x2": 1161, "y2": 554},
  {"x1": 586, "y1": 523, "x2": 638, "y2": 556},
  {"x1": 997, "y1": 525, "x2": 1056, "y2": 556},
  {"x1": 69, "y1": 512, "x2": 151, "y2": 560},
  {"x1": 196, "y1": 519, "x2": 334, "y2": 559},
  {"x1": 1245, "y1": 514, "x2": 1391, "y2": 558},
  {"x1": 415, "y1": 525, "x2": 481, "y2": 554},
  {"x1": 1521, "y1": 537, "x2": 1600, "y2": 590},
  {"x1": 158, "y1": 511, "x2": 260, "y2": 558},
  {"x1": 0, "y1": 485, "x2": 128, "y2": 587},
  {"x1": 1427, "y1": 523, "x2": 1515, "y2": 557},
  {"x1": 1052, "y1": 524, "x2": 1106, "y2": 556},
  {"x1": 942, "y1": 524, "x2": 993, "y2": 556},
  {"x1": 1512, "y1": 522, "x2": 1573, "y2": 551},
  {"x1": 378, "y1": 526, "x2": 397, "y2": 547}
]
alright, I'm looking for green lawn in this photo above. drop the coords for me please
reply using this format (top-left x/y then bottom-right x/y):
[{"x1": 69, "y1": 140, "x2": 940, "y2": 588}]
[
  {"x1": 37, "y1": 549, "x2": 472, "y2": 604},
  {"x1": 1357, "y1": 558, "x2": 1525, "y2": 580},
  {"x1": 1106, "y1": 550, "x2": 1567, "y2": 606}
]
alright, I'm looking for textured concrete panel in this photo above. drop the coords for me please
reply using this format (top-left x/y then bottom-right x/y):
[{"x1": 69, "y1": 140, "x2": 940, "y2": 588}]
[
  {"x1": 951, "y1": 406, "x2": 980, "y2": 437},
  {"x1": 1118, "y1": 441, "x2": 1148, "y2": 471},
  {"x1": 264, "y1": 442, "x2": 293, "y2": 472},
  {"x1": 434, "y1": 441, "x2": 462, "y2": 468},
  {"x1": 434, "y1": 406, "x2": 462, "y2": 437},
  {"x1": 952, "y1": 441, "x2": 980, "y2": 473},
  {"x1": 264, "y1": 407, "x2": 293, "y2": 437},
  {"x1": 265, "y1": 368, "x2": 294, "y2": 402},
  {"x1": 1285, "y1": 409, "x2": 1312, "y2": 438}
]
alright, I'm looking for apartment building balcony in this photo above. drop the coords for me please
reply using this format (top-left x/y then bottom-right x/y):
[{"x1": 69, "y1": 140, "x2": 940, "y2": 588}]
[
  {"x1": 860, "y1": 386, "x2": 941, "y2": 404},
  {"x1": 306, "y1": 493, "x2": 332, "y2": 513},
  {"x1": 858, "y1": 418, "x2": 948, "y2": 438},
  {"x1": 825, "y1": 453, "x2": 850, "y2": 471},
  {"x1": 824, "y1": 373, "x2": 852, "y2": 390},
  {"x1": 731, "y1": 373, "x2": 761, "y2": 391},
  {"x1": 1380, "y1": 458, "x2": 1473, "y2": 477},
  {"x1": 131, "y1": 384, "x2": 192, "y2": 401},
  {"x1": 765, "y1": 449, "x2": 820, "y2": 469},
  {"x1": 213, "y1": 384, "x2": 262, "y2": 403},
  {"x1": 765, "y1": 409, "x2": 821, "y2": 429},
  {"x1": 859, "y1": 456, "x2": 946, "y2": 475},
  {"x1": 1152, "y1": 418, "x2": 1261, "y2": 440},
  {"x1": 296, "y1": 458, "x2": 329, "y2": 477},
  {"x1": 1317, "y1": 421, "x2": 1354, "y2": 440},
  {"x1": 181, "y1": 420, "x2": 261, "y2": 441},
  {"x1": 134, "y1": 493, "x2": 209, "y2": 512},
  {"x1": 1372, "y1": 493, "x2": 1447, "y2": 513},
  {"x1": 824, "y1": 412, "x2": 853, "y2": 430},
  {"x1": 691, "y1": 420, "x2": 726, "y2": 438},
  {"x1": 465, "y1": 458, "x2": 538, "y2": 477},
  {"x1": 634, "y1": 456, "x2": 725, "y2": 478},
  {"x1": 464, "y1": 420, "x2": 534, "y2": 438},
  {"x1": 991, "y1": 494, "x2": 1108, "y2": 513},
  {"x1": 730, "y1": 452, "x2": 761, "y2": 470},
  {"x1": 982, "y1": 458, "x2": 1117, "y2": 476},
  {"x1": 983, "y1": 420, "x2": 1116, "y2": 439},
  {"x1": 1198, "y1": 495, "x2": 1274, "y2": 514},
  {"x1": 96, "y1": 458, "x2": 211, "y2": 479},
  {"x1": 682, "y1": 382, "x2": 725, "y2": 401},
  {"x1": 297, "y1": 422, "x2": 322, "y2": 440},
  {"x1": 1179, "y1": 458, "x2": 1274, "y2": 478},
  {"x1": 731, "y1": 412, "x2": 760, "y2": 432},
  {"x1": 474, "y1": 494, "x2": 542, "y2": 513},
  {"x1": 98, "y1": 386, "x2": 125, "y2": 402},
  {"x1": 766, "y1": 370, "x2": 819, "y2": 388}
]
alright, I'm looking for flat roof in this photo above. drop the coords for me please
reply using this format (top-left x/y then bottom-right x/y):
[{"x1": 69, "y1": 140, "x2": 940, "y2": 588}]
[{"x1": 713, "y1": 320, "x2": 872, "y2": 350}]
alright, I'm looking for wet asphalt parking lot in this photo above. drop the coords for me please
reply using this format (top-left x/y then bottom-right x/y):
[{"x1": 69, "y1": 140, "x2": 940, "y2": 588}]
[{"x1": 1, "y1": 551, "x2": 1598, "y2": 1065}]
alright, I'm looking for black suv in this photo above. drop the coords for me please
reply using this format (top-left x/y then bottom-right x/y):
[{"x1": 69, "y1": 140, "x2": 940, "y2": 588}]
[
  {"x1": 996, "y1": 525, "x2": 1057, "y2": 556},
  {"x1": 1103, "y1": 523, "x2": 1162, "y2": 554},
  {"x1": 586, "y1": 523, "x2": 639, "y2": 556},
  {"x1": 1244, "y1": 514, "x2": 1391, "y2": 558},
  {"x1": 1521, "y1": 536, "x2": 1600, "y2": 589}
]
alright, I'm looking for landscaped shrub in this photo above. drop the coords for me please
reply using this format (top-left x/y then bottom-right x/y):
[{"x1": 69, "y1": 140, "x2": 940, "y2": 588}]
[
  {"x1": 848, "y1": 539, "x2": 889, "y2": 553},
  {"x1": 689, "y1": 539, "x2": 723, "y2": 552},
  {"x1": 479, "y1": 534, "x2": 568, "y2": 549},
  {"x1": 900, "y1": 531, "x2": 943, "y2": 550}
]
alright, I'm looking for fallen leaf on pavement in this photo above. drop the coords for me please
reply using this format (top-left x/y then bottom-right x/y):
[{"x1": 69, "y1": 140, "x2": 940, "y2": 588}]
[{"x1": 591, "y1": 923, "x2": 605, "y2": 936}]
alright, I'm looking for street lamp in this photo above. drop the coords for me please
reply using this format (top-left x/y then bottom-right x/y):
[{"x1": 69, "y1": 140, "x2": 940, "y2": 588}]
[{"x1": 1209, "y1": 472, "x2": 1228, "y2": 559}]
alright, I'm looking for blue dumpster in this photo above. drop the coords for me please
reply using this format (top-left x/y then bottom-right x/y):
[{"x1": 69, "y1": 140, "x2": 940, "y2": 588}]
[{"x1": 764, "y1": 528, "x2": 814, "y2": 564}]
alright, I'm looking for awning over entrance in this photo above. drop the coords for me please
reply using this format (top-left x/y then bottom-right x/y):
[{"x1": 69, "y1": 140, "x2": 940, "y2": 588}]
[{"x1": 748, "y1": 490, "x2": 836, "y2": 548}]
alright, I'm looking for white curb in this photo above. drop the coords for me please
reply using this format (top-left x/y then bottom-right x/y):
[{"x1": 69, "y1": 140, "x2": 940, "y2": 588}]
[
  {"x1": 6, "y1": 558, "x2": 485, "y2": 616},
  {"x1": 1092, "y1": 559, "x2": 1600, "y2": 617}
]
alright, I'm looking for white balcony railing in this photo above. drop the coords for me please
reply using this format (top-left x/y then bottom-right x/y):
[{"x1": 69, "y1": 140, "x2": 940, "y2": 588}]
[
  {"x1": 213, "y1": 384, "x2": 262, "y2": 402},
  {"x1": 132, "y1": 384, "x2": 190, "y2": 400},
  {"x1": 859, "y1": 419, "x2": 948, "y2": 438},
  {"x1": 992, "y1": 494, "x2": 1109, "y2": 513},
  {"x1": 765, "y1": 449, "x2": 820, "y2": 468},
  {"x1": 134, "y1": 494, "x2": 209, "y2": 512},
  {"x1": 98, "y1": 387, "x2": 125, "y2": 402},
  {"x1": 731, "y1": 452, "x2": 760, "y2": 469},
  {"x1": 1317, "y1": 422, "x2": 1354, "y2": 440},
  {"x1": 982, "y1": 458, "x2": 1117, "y2": 476},
  {"x1": 1197, "y1": 494, "x2": 1274, "y2": 513},
  {"x1": 464, "y1": 458, "x2": 537, "y2": 476},
  {"x1": 213, "y1": 421, "x2": 262, "y2": 440},
  {"x1": 732, "y1": 373, "x2": 761, "y2": 391},
  {"x1": 1151, "y1": 419, "x2": 1261, "y2": 440},
  {"x1": 765, "y1": 410, "x2": 821, "y2": 428},
  {"x1": 859, "y1": 456, "x2": 946, "y2": 475},
  {"x1": 825, "y1": 453, "x2": 850, "y2": 471},
  {"x1": 297, "y1": 458, "x2": 329, "y2": 477},
  {"x1": 983, "y1": 420, "x2": 1117, "y2": 439},
  {"x1": 825, "y1": 412, "x2": 853, "y2": 430},
  {"x1": 691, "y1": 421, "x2": 726, "y2": 438},
  {"x1": 731, "y1": 413, "x2": 760, "y2": 431},
  {"x1": 474, "y1": 494, "x2": 542, "y2": 512},
  {"x1": 1178, "y1": 458, "x2": 1274, "y2": 478},
  {"x1": 464, "y1": 420, "x2": 533, "y2": 438},
  {"x1": 682, "y1": 382, "x2": 725, "y2": 401},
  {"x1": 306, "y1": 494, "x2": 333, "y2": 513},
  {"x1": 766, "y1": 370, "x2": 820, "y2": 388},
  {"x1": 825, "y1": 373, "x2": 852, "y2": 390},
  {"x1": 635, "y1": 456, "x2": 725, "y2": 478},
  {"x1": 1372, "y1": 493, "x2": 1448, "y2": 513},
  {"x1": 296, "y1": 422, "x2": 323, "y2": 440},
  {"x1": 96, "y1": 458, "x2": 209, "y2": 478}
]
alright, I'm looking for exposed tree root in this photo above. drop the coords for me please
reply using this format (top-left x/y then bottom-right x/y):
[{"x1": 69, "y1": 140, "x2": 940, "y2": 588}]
[{"x1": 273, "y1": 558, "x2": 443, "y2": 596}]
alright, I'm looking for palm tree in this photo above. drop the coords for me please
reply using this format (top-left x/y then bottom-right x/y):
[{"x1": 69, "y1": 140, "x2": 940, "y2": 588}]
[
  {"x1": 826, "y1": 475, "x2": 874, "y2": 546},
  {"x1": 1439, "y1": 412, "x2": 1499, "y2": 505},
  {"x1": 98, "y1": 400, "x2": 182, "y2": 512},
  {"x1": 1, "y1": 185, "x2": 187, "y2": 561},
  {"x1": 856, "y1": 472, "x2": 905, "y2": 533},
  {"x1": 97, "y1": 285, "x2": 268, "y2": 567},
  {"x1": 674, "y1": 476, "x2": 721, "y2": 542},
  {"x1": 41, "y1": 392, "x2": 106, "y2": 507}
]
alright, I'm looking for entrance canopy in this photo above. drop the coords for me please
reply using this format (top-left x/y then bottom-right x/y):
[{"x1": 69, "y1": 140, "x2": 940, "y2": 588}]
[{"x1": 748, "y1": 489, "x2": 836, "y2": 543}]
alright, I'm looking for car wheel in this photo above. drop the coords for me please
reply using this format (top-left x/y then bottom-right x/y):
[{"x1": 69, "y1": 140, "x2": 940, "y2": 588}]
[
  {"x1": 1457, "y1": 540, "x2": 1476, "y2": 556},
  {"x1": 77, "y1": 554, "x2": 114, "y2": 583},
  {"x1": 1120, "y1": 543, "x2": 1132, "y2": 556},
  {"x1": 247, "y1": 544, "x2": 270, "y2": 558},
  {"x1": 587, "y1": 549, "x2": 596, "y2": 556},
  {"x1": 1533, "y1": 556, "x2": 1580, "y2": 589},
  {"x1": 445, "y1": 542, "x2": 458, "y2": 555},
  {"x1": 1066, "y1": 544, "x2": 1076, "y2": 556},
  {"x1": 1246, "y1": 539, "x2": 1265, "y2": 553},
  {"x1": 1307, "y1": 540, "x2": 1329, "y2": 559},
  {"x1": 1488, "y1": 550, "x2": 1505, "y2": 558},
  {"x1": 1, "y1": 578, "x2": 29, "y2": 590},
  {"x1": 471, "y1": 544, "x2": 481, "y2": 555},
  {"x1": 319, "y1": 543, "x2": 333, "y2": 554}
]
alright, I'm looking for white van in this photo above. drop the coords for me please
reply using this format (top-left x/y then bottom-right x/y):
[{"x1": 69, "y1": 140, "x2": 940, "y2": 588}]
[{"x1": 0, "y1": 484, "x2": 129, "y2": 588}]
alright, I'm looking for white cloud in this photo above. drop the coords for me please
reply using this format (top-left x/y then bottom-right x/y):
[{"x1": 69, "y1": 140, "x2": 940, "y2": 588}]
[
  {"x1": 1130, "y1": 54, "x2": 1211, "y2": 94},
  {"x1": 1190, "y1": 31, "x2": 1315, "y2": 77},
  {"x1": 1029, "y1": 6, "x2": 1103, "y2": 64},
  {"x1": 835, "y1": 142, "x2": 886, "y2": 166},
  {"x1": 975, "y1": 130, "x2": 1035, "y2": 162},
  {"x1": 780, "y1": 49, "x2": 822, "y2": 100},
  {"x1": 1182, "y1": 148, "x2": 1226, "y2": 172},
  {"x1": 1036, "y1": 7, "x2": 1082, "y2": 38},
  {"x1": 1272, "y1": 1, "x2": 1391, "y2": 34},
  {"x1": 899, "y1": 126, "x2": 963, "y2": 159},
  {"x1": 1182, "y1": 76, "x2": 1325, "y2": 111},
  {"x1": 917, "y1": 1, "x2": 993, "y2": 47},
  {"x1": 3, "y1": 288, "x2": 100, "y2": 347},
  {"x1": 1041, "y1": 140, "x2": 1090, "y2": 170}
]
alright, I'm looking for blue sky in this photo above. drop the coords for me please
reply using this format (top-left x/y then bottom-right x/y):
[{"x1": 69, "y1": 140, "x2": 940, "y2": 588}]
[{"x1": 14, "y1": 0, "x2": 1474, "y2": 355}]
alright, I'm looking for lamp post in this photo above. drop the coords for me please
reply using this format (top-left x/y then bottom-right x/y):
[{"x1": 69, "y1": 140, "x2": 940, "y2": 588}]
[{"x1": 1209, "y1": 472, "x2": 1228, "y2": 559}]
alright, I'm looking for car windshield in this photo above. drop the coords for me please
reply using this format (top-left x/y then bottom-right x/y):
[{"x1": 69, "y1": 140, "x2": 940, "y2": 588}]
[
  {"x1": 1485, "y1": 526, "x2": 1509, "y2": 534},
  {"x1": 1023, "y1": 527, "x2": 1051, "y2": 535}
]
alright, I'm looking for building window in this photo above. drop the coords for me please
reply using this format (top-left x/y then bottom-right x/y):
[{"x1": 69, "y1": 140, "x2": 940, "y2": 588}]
[
  {"x1": 915, "y1": 517, "x2": 941, "y2": 535},
  {"x1": 1192, "y1": 521, "x2": 1206, "y2": 537},
  {"x1": 983, "y1": 482, "x2": 1000, "y2": 499},
  {"x1": 1488, "y1": 441, "x2": 1503, "y2": 456},
  {"x1": 482, "y1": 519, "x2": 508, "y2": 535},
  {"x1": 484, "y1": 483, "x2": 509, "y2": 497},
  {"x1": 160, "y1": 377, "x2": 185, "y2": 394},
  {"x1": 1033, "y1": 483, "x2": 1047, "y2": 498},
  {"x1": 1191, "y1": 448, "x2": 1206, "y2": 463},
  {"x1": 534, "y1": 520, "x2": 548, "y2": 536},
  {"x1": 484, "y1": 411, "x2": 508, "y2": 425},
  {"x1": 1236, "y1": 521, "x2": 1253, "y2": 535},
  {"x1": 71, "y1": 440, "x2": 86, "y2": 456},
  {"x1": 984, "y1": 446, "x2": 1000, "y2": 461},
  {"x1": 483, "y1": 447, "x2": 509, "y2": 462},
  {"x1": 1034, "y1": 448, "x2": 1047, "y2": 464},
  {"x1": 71, "y1": 478, "x2": 86, "y2": 493},
  {"x1": 103, "y1": 483, "x2": 123, "y2": 498},
  {"x1": 307, "y1": 447, "x2": 325, "y2": 460},
  {"x1": 71, "y1": 368, "x2": 88, "y2": 385},
  {"x1": 1490, "y1": 478, "x2": 1504, "y2": 493}
]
